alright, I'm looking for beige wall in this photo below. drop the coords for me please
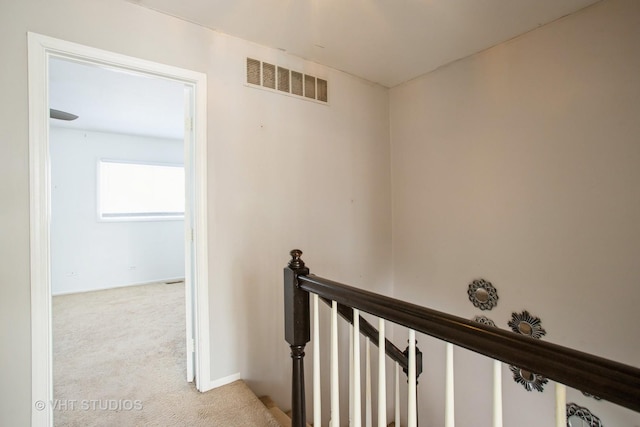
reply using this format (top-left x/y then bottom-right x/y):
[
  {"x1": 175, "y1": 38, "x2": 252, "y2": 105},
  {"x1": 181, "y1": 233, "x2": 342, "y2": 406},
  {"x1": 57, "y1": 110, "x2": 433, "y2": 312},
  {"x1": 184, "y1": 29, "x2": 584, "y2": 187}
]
[
  {"x1": 0, "y1": 0, "x2": 391, "y2": 425},
  {"x1": 390, "y1": 0, "x2": 640, "y2": 425},
  {"x1": 205, "y1": 25, "x2": 392, "y2": 414},
  {"x1": 2, "y1": 0, "x2": 639, "y2": 425}
]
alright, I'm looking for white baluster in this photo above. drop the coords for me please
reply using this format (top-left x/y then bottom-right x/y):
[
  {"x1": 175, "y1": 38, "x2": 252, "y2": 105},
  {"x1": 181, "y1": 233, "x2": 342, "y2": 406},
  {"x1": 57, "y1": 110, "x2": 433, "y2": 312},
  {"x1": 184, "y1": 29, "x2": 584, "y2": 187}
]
[
  {"x1": 555, "y1": 383, "x2": 566, "y2": 427},
  {"x1": 353, "y1": 309, "x2": 362, "y2": 427},
  {"x1": 395, "y1": 362, "x2": 400, "y2": 427},
  {"x1": 313, "y1": 294, "x2": 321, "y2": 427},
  {"x1": 408, "y1": 330, "x2": 417, "y2": 427},
  {"x1": 445, "y1": 342, "x2": 455, "y2": 427},
  {"x1": 492, "y1": 360, "x2": 502, "y2": 427},
  {"x1": 366, "y1": 337, "x2": 372, "y2": 427},
  {"x1": 378, "y1": 319, "x2": 387, "y2": 427},
  {"x1": 350, "y1": 322, "x2": 357, "y2": 425},
  {"x1": 330, "y1": 300, "x2": 340, "y2": 427}
]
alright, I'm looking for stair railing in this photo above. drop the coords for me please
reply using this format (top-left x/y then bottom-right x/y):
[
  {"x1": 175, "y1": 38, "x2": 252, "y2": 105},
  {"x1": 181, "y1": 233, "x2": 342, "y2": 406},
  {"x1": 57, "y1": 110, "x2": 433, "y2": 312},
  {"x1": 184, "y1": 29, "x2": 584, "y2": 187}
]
[
  {"x1": 316, "y1": 294, "x2": 423, "y2": 426},
  {"x1": 284, "y1": 249, "x2": 640, "y2": 427}
]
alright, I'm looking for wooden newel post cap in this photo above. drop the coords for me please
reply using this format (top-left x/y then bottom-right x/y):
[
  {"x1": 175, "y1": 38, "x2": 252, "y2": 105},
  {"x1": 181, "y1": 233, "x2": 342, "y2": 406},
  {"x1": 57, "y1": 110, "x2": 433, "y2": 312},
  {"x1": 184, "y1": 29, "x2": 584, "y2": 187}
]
[{"x1": 288, "y1": 249, "x2": 305, "y2": 269}]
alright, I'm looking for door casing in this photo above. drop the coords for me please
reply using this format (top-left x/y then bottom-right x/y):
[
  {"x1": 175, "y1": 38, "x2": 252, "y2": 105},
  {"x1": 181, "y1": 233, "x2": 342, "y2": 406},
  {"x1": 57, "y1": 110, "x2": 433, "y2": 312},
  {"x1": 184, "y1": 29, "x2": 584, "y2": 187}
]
[{"x1": 28, "y1": 32, "x2": 210, "y2": 427}]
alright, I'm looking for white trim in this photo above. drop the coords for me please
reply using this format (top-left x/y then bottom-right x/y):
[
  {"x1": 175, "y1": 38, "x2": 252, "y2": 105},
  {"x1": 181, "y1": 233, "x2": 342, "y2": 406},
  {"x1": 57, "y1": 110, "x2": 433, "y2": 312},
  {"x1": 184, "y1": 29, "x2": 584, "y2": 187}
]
[
  {"x1": 97, "y1": 215, "x2": 185, "y2": 222},
  {"x1": 190, "y1": 63, "x2": 210, "y2": 394},
  {"x1": 28, "y1": 31, "x2": 54, "y2": 427},
  {"x1": 184, "y1": 83, "x2": 196, "y2": 383},
  {"x1": 201, "y1": 372, "x2": 242, "y2": 392},
  {"x1": 28, "y1": 32, "x2": 211, "y2": 427},
  {"x1": 51, "y1": 277, "x2": 186, "y2": 297}
]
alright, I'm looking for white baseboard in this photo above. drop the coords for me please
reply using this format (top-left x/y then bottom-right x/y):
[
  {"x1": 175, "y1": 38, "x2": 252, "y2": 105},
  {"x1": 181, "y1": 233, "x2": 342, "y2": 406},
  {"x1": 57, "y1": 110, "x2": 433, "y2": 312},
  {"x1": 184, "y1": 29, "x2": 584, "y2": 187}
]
[
  {"x1": 52, "y1": 277, "x2": 186, "y2": 296},
  {"x1": 200, "y1": 372, "x2": 242, "y2": 392}
]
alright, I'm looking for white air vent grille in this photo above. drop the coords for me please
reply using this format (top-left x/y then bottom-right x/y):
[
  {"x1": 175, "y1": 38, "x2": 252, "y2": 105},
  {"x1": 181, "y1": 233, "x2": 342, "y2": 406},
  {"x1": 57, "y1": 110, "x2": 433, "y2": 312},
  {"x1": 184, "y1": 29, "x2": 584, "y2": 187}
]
[
  {"x1": 263, "y1": 63, "x2": 276, "y2": 89},
  {"x1": 317, "y1": 79, "x2": 328, "y2": 102},
  {"x1": 291, "y1": 71, "x2": 303, "y2": 96},
  {"x1": 304, "y1": 75, "x2": 316, "y2": 99},
  {"x1": 277, "y1": 67, "x2": 290, "y2": 92},
  {"x1": 246, "y1": 58, "x2": 261, "y2": 85},
  {"x1": 246, "y1": 58, "x2": 328, "y2": 103}
]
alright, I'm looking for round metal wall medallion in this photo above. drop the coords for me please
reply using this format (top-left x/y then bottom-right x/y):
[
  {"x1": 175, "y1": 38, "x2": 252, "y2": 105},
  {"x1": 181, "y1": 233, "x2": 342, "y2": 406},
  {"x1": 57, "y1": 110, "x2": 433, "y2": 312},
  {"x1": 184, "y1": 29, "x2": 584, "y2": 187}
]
[
  {"x1": 567, "y1": 403, "x2": 603, "y2": 427},
  {"x1": 472, "y1": 315, "x2": 496, "y2": 328},
  {"x1": 509, "y1": 365, "x2": 548, "y2": 392},
  {"x1": 508, "y1": 310, "x2": 546, "y2": 339},
  {"x1": 467, "y1": 279, "x2": 498, "y2": 311}
]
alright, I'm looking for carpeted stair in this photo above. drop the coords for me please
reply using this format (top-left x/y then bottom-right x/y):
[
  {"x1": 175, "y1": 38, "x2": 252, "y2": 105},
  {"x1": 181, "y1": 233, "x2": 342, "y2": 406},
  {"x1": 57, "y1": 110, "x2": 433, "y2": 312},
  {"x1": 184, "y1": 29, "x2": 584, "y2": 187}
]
[
  {"x1": 259, "y1": 396, "x2": 312, "y2": 427},
  {"x1": 258, "y1": 396, "x2": 398, "y2": 427}
]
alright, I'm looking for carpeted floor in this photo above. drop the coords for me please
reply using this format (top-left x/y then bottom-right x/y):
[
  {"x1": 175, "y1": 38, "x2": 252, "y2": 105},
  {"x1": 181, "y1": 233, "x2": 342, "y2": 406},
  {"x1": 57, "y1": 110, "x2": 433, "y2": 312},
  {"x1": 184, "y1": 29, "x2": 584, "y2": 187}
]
[{"x1": 52, "y1": 281, "x2": 280, "y2": 426}]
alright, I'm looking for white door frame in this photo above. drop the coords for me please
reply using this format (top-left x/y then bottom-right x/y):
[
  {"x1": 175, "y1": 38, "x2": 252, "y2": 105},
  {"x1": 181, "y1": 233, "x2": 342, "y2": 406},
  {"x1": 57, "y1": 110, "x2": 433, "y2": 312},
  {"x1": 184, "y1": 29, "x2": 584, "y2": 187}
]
[{"x1": 28, "y1": 32, "x2": 210, "y2": 427}]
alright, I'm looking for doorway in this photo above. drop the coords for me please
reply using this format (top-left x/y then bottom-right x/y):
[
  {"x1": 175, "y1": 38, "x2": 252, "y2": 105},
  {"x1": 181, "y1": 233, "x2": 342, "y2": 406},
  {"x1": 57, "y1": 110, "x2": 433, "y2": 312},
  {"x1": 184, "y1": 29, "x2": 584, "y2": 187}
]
[{"x1": 28, "y1": 33, "x2": 210, "y2": 427}]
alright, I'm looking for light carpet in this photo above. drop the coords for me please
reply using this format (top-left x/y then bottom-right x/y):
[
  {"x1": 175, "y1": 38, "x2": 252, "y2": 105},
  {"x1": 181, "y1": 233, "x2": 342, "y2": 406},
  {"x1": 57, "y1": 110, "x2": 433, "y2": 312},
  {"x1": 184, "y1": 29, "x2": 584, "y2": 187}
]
[{"x1": 52, "y1": 281, "x2": 280, "y2": 426}]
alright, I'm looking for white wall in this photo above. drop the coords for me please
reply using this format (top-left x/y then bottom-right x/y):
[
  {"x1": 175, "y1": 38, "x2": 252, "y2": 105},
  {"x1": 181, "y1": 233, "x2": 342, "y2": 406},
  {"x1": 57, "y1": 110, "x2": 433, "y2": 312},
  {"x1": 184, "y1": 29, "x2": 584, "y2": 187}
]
[
  {"x1": 0, "y1": 0, "x2": 391, "y2": 425},
  {"x1": 50, "y1": 127, "x2": 185, "y2": 295},
  {"x1": 6, "y1": 0, "x2": 636, "y2": 425},
  {"x1": 390, "y1": 0, "x2": 640, "y2": 426},
  {"x1": 205, "y1": 34, "x2": 391, "y2": 423}
]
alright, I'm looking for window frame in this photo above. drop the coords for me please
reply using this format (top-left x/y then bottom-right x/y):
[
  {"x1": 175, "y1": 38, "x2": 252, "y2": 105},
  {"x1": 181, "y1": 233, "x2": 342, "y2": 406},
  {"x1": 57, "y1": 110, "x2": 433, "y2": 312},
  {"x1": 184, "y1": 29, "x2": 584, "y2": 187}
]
[{"x1": 97, "y1": 158, "x2": 186, "y2": 222}]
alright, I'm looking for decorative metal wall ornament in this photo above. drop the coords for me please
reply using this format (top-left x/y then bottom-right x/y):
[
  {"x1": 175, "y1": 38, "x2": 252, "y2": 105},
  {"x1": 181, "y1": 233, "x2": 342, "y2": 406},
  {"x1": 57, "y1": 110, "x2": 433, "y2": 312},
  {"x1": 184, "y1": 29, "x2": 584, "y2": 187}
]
[
  {"x1": 467, "y1": 279, "x2": 499, "y2": 310},
  {"x1": 507, "y1": 311, "x2": 548, "y2": 391},
  {"x1": 509, "y1": 365, "x2": 548, "y2": 392},
  {"x1": 508, "y1": 310, "x2": 546, "y2": 339},
  {"x1": 566, "y1": 403, "x2": 604, "y2": 427},
  {"x1": 472, "y1": 315, "x2": 496, "y2": 328}
]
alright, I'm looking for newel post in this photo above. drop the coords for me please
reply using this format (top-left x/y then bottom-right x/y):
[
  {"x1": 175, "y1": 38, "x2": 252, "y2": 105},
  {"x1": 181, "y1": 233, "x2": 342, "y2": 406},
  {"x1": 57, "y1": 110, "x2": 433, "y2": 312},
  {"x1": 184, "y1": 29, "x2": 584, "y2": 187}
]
[{"x1": 284, "y1": 249, "x2": 310, "y2": 427}]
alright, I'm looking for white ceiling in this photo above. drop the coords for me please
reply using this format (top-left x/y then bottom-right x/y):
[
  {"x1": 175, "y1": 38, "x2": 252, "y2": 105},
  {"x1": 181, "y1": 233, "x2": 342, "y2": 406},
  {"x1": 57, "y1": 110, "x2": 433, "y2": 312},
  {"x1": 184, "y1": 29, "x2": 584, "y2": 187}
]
[
  {"x1": 50, "y1": 0, "x2": 602, "y2": 139},
  {"x1": 128, "y1": 0, "x2": 601, "y2": 88},
  {"x1": 49, "y1": 57, "x2": 185, "y2": 140}
]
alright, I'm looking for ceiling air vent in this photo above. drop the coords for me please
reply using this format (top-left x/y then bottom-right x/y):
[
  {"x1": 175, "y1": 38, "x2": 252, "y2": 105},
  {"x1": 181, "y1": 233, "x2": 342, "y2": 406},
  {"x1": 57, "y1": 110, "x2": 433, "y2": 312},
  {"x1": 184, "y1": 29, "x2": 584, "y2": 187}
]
[{"x1": 246, "y1": 57, "x2": 328, "y2": 104}]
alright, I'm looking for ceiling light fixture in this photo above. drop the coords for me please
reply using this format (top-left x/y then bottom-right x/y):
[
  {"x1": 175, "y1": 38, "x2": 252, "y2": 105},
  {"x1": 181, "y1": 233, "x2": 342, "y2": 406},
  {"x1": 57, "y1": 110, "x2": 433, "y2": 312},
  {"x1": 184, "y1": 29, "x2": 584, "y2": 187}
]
[{"x1": 49, "y1": 109, "x2": 78, "y2": 121}]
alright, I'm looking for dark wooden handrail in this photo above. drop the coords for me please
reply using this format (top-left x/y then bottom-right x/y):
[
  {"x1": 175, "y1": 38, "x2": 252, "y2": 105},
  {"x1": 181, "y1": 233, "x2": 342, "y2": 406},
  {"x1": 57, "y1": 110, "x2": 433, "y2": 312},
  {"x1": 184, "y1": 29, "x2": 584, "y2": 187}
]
[
  {"x1": 318, "y1": 295, "x2": 410, "y2": 372},
  {"x1": 284, "y1": 249, "x2": 640, "y2": 427},
  {"x1": 298, "y1": 273, "x2": 640, "y2": 413}
]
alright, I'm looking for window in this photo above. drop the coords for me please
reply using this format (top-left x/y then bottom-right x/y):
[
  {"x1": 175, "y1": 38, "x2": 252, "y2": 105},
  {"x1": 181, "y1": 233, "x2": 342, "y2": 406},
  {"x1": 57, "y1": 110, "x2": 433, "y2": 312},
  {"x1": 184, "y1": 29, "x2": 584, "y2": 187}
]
[{"x1": 98, "y1": 160, "x2": 185, "y2": 221}]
